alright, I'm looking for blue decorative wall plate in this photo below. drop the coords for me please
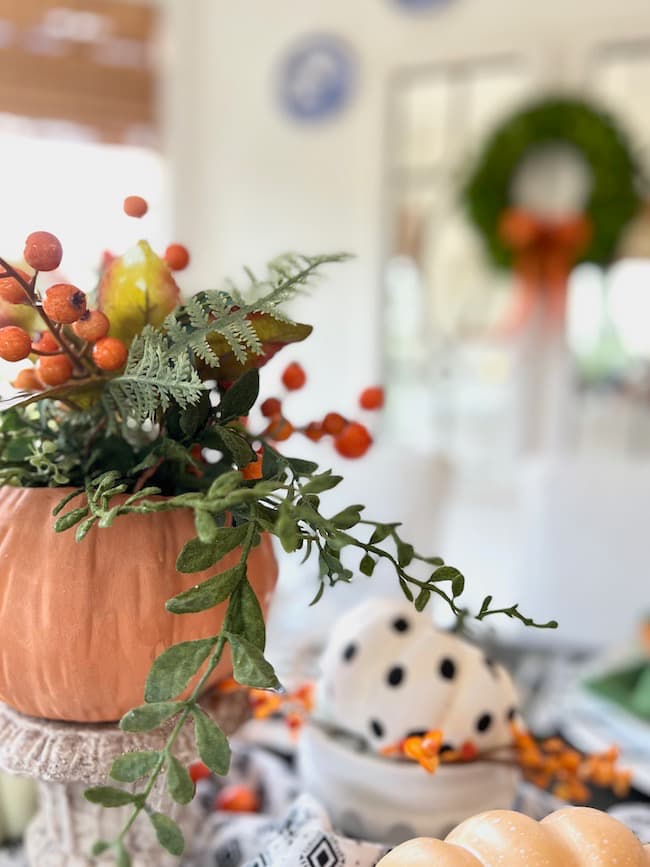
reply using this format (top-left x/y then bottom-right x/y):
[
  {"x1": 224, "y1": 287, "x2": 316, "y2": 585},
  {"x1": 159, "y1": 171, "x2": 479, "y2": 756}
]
[
  {"x1": 393, "y1": 0, "x2": 455, "y2": 10},
  {"x1": 279, "y1": 34, "x2": 357, "y2": 123}
]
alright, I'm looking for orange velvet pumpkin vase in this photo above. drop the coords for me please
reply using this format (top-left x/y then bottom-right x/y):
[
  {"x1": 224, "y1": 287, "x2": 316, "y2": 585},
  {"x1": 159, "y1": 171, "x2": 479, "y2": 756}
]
[{"x1": 0, "y1": 486, "x2": 278, "y2": 723}]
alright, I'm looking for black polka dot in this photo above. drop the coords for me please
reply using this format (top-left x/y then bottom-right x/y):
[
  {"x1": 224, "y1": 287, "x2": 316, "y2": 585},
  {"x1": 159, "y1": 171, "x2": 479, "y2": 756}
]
[
  {"x1": 370, "y1": 719, "x2": 385, "y2": 738},
  {"x1": 485, "y1": 658, "x2": 499, "y2": 678},
  {"x1": 392, "y1": 617, "x2": 410, "y2": 633},
  {"x1": 386, "y1": 665, "x2": 405, "y2": 687},
  {"x1": 439, "y1": 743, "x2": 455, "y2": 755},
  {"x1": 343, "y1": 643, "x2": 357, "y2": 662},
  {"x1": 406, "y1": 729, "x2": 427, "y2": 739},
  {"x1": 439, "y1": 657, "x2": 456, "y2": 680},
  {"x1": 507, "y1": 707, "x2": 517, "y2": 722},
  {"x1": 476, "y1": 713, "x2": 493, "y2": 733}
]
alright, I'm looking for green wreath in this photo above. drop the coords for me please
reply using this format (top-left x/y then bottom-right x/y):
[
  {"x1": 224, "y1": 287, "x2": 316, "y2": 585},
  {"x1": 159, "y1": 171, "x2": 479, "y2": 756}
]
[{"x1": 463, "y1": 97, "x2": 641, "y2": 268}]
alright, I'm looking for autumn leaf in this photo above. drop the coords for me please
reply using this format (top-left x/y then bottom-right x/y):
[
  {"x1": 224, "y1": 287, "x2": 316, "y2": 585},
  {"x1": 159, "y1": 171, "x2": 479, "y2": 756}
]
[
  {"x1": 98, "y1": 241, "x2": 181, "y2": 346},
  {"x1": 200, "y1": 314, "x2": 312, "y2": 383}
]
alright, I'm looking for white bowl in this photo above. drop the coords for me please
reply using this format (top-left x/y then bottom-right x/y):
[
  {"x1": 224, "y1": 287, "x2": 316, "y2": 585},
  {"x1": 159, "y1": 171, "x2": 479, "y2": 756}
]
[{"x1": 297, "y1": 723, "x2": 520, "y2": 845}]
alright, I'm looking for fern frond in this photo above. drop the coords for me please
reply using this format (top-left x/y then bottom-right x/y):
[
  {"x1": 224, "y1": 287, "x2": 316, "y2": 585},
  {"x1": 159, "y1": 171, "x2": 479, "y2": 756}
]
[
  {"x1": 165, "y1": 253, "x2": 348, "y2": 368},
  {"x1": 104, "y1": 327, "x2": 204, "y2": 424}
]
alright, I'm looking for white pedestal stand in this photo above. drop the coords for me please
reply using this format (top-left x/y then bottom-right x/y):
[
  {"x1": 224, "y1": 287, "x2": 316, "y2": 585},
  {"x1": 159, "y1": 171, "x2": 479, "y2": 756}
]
[{"x1": 0, "y1": 691, "x2": 249, "y2": 866}]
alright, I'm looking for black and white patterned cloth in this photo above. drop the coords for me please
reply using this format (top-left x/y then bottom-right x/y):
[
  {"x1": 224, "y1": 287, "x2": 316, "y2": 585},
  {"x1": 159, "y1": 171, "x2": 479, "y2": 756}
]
[{"x1": 2, "y1": 744, "x2": 650, "y2": 867}]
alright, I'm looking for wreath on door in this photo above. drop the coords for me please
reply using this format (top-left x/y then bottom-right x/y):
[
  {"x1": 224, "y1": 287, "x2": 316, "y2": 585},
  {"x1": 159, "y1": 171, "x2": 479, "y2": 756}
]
[{"x1": 463, "y1": 96, "x2": 641, "y2": 268}]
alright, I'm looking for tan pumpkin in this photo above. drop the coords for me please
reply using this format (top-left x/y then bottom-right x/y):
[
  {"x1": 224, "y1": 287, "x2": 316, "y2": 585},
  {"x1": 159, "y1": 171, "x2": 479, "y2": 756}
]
[
  {"x1": 378, "y1": 807, "x2": 650, "y2": 866},
  {"x1": 0, "y1": 486, "x2": 278, "y2": 722}
]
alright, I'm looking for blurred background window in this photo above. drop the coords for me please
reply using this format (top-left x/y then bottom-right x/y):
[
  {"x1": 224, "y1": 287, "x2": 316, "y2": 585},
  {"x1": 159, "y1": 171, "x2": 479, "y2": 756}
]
[{"x1": 384, "y1": 40, "x2": 650, "y2": 464}]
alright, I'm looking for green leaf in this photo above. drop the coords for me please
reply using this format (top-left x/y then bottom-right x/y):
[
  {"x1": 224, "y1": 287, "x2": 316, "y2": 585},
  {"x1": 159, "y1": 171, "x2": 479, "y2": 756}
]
[
  {"x1": 52, "y1": 488, "x2": 84, "y2": 516},
  {"x1": 309, "y1": 582, "x2": 325, "y2": 606},
  {"x1": 166, "y1": 564, "x2": 244, "y2": 614},
  {"x1": 415, "y1": 588, "x2": 431, "y2": 611},
  {"x1": 397, "y1": 542, "x2": 414, "y2": 567},
  {"x1": 213, "y1": 426, "x2": 257, "y2": 467},
  {"x1": 225, "y1": 580, "x2": 265, "y2": 650},
  {"x1": 302, "y1": 473, "x2": 343, "y2": 494},
  {"x1": 84, "y1": 786, "x2": 135, "y2": 808},
  {"x1": 149, "y1": 812, "x2": 185, "y2": 857},
  {"x1": 91, "y1": 841, "x2": 111, "y2": 856},
  {"x1": 175, "y1": 524, "x2": 249, "y2": 573},
  {"x1": 145, "y1": 638, "x2": 216, "y2": 702},
  {"x1": 167, "y1": 755, "x2": 195, "y2": 805},
  {"x1": 262, "y1": 447, "x2": 281, "y2": 478},
  {"x1": 226, "y1": 632, "x2": 281, "y2": 689},
  {"x1": 119, "y1": 701, "x2": 182, "y2": 733},
  {"x1": 432, "y1": 565, "x2": 464, "y2": 587},
  {"x1": 276, "y1": 506, "x2": 299, "y2": 554},
  {"x1": 285, "y1": 456, "x2": 318, "y2": 475},
  {"x1": 54, "y1": 506, "x2": 89, "y2": 532},
  {"x1": 398, "y1": 577, "x2": 414, "y2": 602},
  {"x1": 219, "y1": 369, "x2": 260, "y2": 420},
  {"x1": 331, "y1": 505, "x2": 363, "y2": 530},
  {"x1": 110, "y1": 751, "x2": 159, "y2": 783},
  {"x1": 195, "y1": 509, "x2": 218, "y2": 543},
  {"x1": 115, "y1": 842, "x2": 132, "y2": 867},
  {"x1": 179, "y1": 390, "x2": 211, "y2": 437},
  {"x1": 369, "y1": 524, "x2": 391, "y2": 544},
  {"x1": 192, "y1": 707, "x2": 231, "y2": 775},
  {"x1": 359, "y1": 554, "x2": 375, "y2": 576},
  {"x1": 452, "y1": 572, "x2": 465, "y2": 597}
]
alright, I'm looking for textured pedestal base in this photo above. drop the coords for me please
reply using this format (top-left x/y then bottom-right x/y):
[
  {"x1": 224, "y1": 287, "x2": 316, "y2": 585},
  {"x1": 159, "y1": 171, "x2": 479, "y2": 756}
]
[{"x1": 0, "y1": 692, "x2": 249, "y2": 866}]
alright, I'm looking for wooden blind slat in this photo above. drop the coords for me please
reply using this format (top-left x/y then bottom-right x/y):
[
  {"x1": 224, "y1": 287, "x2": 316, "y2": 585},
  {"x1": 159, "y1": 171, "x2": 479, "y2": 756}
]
[{"x1": 0, "y1": 0, "x2": 157, "y2": 144}]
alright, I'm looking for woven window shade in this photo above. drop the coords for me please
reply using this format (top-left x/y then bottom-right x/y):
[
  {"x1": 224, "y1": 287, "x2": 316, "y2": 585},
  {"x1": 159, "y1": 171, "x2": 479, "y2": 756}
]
[{"x1": 0, "y1": 0, "x2": 157, "y2": 143}]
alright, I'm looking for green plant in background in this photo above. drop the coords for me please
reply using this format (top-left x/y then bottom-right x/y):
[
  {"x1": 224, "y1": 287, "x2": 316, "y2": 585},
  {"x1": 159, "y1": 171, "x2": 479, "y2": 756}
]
[{"x1": 0, "y1": 225, "x2": 556, "y2": 864}]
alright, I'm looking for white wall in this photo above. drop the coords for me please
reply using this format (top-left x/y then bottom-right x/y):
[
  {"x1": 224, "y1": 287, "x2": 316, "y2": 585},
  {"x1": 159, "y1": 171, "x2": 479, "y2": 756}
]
[{"x1": 158, "y1": 0, "x2": 650, "y2": 408}]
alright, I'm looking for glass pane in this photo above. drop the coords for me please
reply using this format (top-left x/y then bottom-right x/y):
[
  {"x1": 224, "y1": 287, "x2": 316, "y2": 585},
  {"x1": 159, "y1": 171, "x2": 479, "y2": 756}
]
[{"x1": 395, "y1": 73, "x2": 450, "y2": 171}]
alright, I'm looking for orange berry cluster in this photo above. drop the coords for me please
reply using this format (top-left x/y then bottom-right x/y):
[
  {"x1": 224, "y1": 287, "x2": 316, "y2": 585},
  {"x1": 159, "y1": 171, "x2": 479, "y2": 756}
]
[
  {"x1": 0, "y1": 230, "x2": 130, "y2": 389},
  {"x1": 261, "y1": 362, "x2": 384, "y2": 459},
  {"x1": 1, "y1": 199, "x2": 190, "y2": 393},
  {"x1": 513, "y1": 727, "x2": 632, "y2": 802}
]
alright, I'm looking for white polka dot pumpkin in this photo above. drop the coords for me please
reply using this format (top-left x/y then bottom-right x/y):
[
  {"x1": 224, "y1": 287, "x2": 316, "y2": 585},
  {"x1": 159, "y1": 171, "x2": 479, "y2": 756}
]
[
  {"x1": 315, "y1": 598, "x2": 518, "y2": 755},
  {"x1": 378, "y1": 806, "x2": 650, "y2": 866}
]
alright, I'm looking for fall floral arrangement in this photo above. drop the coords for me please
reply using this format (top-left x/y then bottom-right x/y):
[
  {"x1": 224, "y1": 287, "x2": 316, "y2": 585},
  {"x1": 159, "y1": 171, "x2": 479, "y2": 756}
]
[{"x1": 0, "y1": 198, "x2": 555, "y2": 864}]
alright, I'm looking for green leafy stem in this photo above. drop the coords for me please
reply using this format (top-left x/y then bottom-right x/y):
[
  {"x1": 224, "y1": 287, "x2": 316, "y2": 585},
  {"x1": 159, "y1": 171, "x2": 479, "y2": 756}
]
[{"x1": 84, "y1": 522, "x2": 275, "y2": 865}]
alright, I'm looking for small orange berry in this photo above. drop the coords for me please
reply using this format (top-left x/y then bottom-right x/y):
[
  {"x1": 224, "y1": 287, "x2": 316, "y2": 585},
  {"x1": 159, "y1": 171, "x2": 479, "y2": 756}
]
[
  {"x1": 73, "y1": 310, "x2": 110, "y2": 342},
  {"x1": 304, "y1": 421, "x2": 325, "y2": 442},
  {"x1": 282, "y1": 362, "x2": 306, "y2": 391},
  {"x1": 123, "y1": 195, "x2": 148, "y2": 218},
  {"x1": 92, "y1": 337, "x2": 128, "y2": 371},
  {"x1": 359, "y1": 386, "x2": 384, "y2": 411},
  {"x1": 242, "y1": 453, "x2": 264, "y2": 480},
  {"x1": 43, "y1": 283, "x2": 87, "y2": 324},
  {"x1": 214, "y1": 784, "x2": 260, "y2": 813},
  {"x1": 24, "y1": 231, "x2": 63, "y2": 272},
  {"x1": 260, "y1": 397, "x2": 282, "y2": 418},
  {"x1": 189, "y1": 762, "x2": 211, "y2": 784},
  {"x1": 0, "y1": 269, "x2": 31, "y2": 304},
  {"x1": 322, "y1": 412, "x2": 346, "y2": 435},
  {"x1": 32, "y1": 331, "x2": 60, "y2": 353},
  {"x1": 37, "y1": 354, "x2": 73, "y2": 386},
  {"x1": 165, "y1": 243, "x2": 190, "y2": 271},
  {"x1": 0, "y1": 326, "x2": 32, "y2": 362},
  {"x1": 12, "y1": 367, "x2": 41, "y2": 392},
  {"x1": 334, "y1": 422, "x2": 372, "y2": 459},
  {"x1": 266, "y1": 417, "x2": 293, "y2": 442}
]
